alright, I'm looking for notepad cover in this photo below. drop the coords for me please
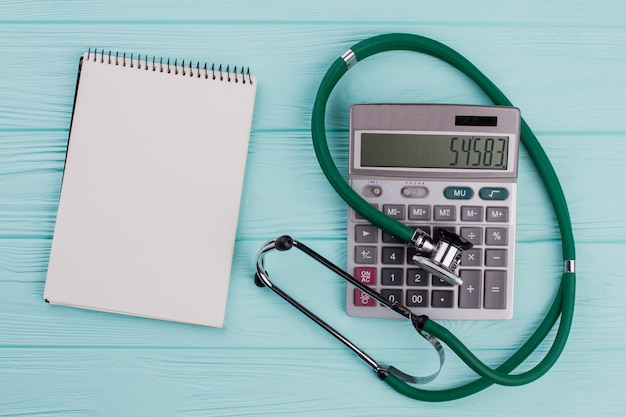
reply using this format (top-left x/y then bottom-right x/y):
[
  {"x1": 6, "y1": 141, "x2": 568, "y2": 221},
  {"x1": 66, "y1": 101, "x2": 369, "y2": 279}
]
[{"x1": 44, "y1": 53, "x2": 257, "y2": 327}]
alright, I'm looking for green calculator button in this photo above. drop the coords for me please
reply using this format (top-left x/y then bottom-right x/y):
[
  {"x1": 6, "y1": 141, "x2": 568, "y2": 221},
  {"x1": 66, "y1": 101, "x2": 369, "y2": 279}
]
[
  {"x1": 444, "y1": 186, "x2": 474, "y2": 199},
  {"x1": 479, "y1": 187, "x2": 509, "y2": 200}
]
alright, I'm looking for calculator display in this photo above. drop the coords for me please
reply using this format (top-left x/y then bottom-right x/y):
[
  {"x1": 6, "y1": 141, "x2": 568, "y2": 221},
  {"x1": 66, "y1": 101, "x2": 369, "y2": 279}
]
[{"x1": 360, "y1": 133, "x2": 509, "y2": 170}]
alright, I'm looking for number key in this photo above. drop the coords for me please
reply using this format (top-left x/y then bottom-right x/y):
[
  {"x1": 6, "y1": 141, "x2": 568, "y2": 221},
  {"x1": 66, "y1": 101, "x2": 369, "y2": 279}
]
[
  {"x1": 381, "y1": 289, "x2": 403, "y2": 305},
  {"x1": 407, "y1": 268, "x2": 429, "y2": 286},
  {"x1": 382, "y1": 246, "x2": 404, "y2": 264},
  {"x1": 382, "y1": 268, "x2": 403, "y2": 286},
  {"x1": 406, "y1": 290, "x2": 428, "y2": 307}
]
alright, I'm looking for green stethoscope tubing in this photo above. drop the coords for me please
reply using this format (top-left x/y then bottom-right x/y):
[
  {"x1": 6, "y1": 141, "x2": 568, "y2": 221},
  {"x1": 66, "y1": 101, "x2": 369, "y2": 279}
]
[{"x1": 311, "y1": 33, "x2": 576, "y2": 400}]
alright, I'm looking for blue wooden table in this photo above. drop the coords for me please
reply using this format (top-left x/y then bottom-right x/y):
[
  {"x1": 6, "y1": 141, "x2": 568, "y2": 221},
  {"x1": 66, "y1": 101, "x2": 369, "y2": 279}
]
[{"x1": 1, "y1": 1, "x2": 625, "y2": 415}]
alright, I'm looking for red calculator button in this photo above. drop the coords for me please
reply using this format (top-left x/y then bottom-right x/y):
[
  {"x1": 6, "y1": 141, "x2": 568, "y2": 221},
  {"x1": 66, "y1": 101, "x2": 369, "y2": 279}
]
[
  {"x1": 354, "y1": 289, "x2": 377, "y2": 307},
  {"x1": 354, "y1": 267, "x2": 377, "y2": 285}
]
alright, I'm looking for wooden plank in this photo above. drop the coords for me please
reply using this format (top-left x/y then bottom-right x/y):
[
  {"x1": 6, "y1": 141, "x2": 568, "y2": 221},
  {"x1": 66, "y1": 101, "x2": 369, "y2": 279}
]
[
  {"x1": 0, "y1": 25, "x2": 624, "y2": 131},
  {"x1": 0, "y1": 347, "x2": 622, "y2": 416},
  {"x1": 1, "y1": 0, "x2": 625, "y2": 25}
]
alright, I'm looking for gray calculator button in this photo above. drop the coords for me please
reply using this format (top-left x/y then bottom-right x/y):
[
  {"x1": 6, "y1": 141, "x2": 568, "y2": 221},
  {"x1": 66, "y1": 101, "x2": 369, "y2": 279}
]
[
  {"x1": 407, "y1": 268, "x2": 429, "y2": 286},
  {"x1": 461, "y1": 249, "x2": 482, "y2": 267},
  {"x1": 382, "y1": 247, "x2": 405, "y2": 264},
  {"x1": 382, "y1": 268, "x2": 403, "y2": 285},
  {"x1": 461, "y1": 206, "x2": 483, "y2": 221},
  {"x1": 485, "y1": 249, "x2": 508, "y2": 267},
  {"x1": 406, "y1": 290, "x2": 428, "y2": 307},
  {"x1": 460, "y1": 227, "x2": 483, "y2": 246},
  {"x1": 381, "y1": 289, "x2": 403, "y2": 305},
  {"x1": 484, "y1": 271, "x2": 507, "y2": 309},
  {"x1": 383, "y1": 204, "x2": 405, "y2": 220},
  {"x1": 485, "y1": 227, "x2": 508, "y2": 245},
  {"x1": 355, "y1": 225, "x2": 378, "y2": 243},
  {"x1": 408, "y1": 205, "x2": 431, "y2": 220},
  {"x1": 355, "y1": 246, "x2": 377, "y2": 264},
  {"x1": 382, "y1": 231, "x2": 402, "y2": 243},
  {"x1": 459, "y1": 270, "x2": 481, "y2": 309},
  {"x1": 431, "y1": 290, "x2": 454, "y2": 308},
  {"x1": 434, "y1": 206, "x2": 456, "y2": 221},
  {"x1": 487, "y1": 207, "x2": 509, "y2": 222}
]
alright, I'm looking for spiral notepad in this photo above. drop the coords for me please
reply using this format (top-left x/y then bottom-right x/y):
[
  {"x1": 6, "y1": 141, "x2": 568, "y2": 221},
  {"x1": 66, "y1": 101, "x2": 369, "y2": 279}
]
[{"x1": 44, "y1": 50, "x2": 257, "y2": 327}]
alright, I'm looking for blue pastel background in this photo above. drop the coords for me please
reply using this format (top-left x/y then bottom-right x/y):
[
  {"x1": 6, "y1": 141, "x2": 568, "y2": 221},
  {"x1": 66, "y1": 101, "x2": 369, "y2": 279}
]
[{"x1": 1, "y1": 1, "x2": 624, "y2": 415}]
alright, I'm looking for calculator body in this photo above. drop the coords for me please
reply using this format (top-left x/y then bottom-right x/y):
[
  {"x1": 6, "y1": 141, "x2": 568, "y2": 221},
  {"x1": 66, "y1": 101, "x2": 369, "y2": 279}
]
[{"x1": 346, "y1": 104, "x2": 520, "y2": 320}]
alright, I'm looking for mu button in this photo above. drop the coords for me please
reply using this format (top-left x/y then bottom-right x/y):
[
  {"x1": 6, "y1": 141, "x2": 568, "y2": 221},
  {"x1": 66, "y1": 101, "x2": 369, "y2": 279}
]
[{"x1": 444, "y1": 186, "x2": 474, "y2": 200}]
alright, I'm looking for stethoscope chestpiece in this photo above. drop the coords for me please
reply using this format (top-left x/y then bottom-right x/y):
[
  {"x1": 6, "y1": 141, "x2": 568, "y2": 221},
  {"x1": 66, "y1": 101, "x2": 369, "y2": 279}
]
[{"x1": 410, "y1": 228, "x2": 473, "y2": 286}]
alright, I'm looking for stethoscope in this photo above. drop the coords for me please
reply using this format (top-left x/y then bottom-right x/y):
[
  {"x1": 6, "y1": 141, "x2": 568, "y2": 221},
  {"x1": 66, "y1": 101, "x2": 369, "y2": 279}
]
[{"x1": 255, "y1": 33, "x2": 576, "y2": 401}]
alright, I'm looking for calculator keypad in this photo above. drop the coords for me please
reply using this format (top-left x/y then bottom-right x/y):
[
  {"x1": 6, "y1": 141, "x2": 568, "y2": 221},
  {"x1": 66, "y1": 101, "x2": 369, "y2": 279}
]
[{"x1": 346, "y1": 179, "x2": 515, "y2": 320}]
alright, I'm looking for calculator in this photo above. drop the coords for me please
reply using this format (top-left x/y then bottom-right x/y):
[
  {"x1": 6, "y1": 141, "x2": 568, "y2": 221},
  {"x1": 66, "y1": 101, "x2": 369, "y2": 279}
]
[{"x1": 346, "y1": 104, "x2": 520, "y2": 320}]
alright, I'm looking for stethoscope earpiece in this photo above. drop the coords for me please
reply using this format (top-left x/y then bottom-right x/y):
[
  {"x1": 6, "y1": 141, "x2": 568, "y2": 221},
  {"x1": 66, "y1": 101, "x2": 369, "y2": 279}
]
[{"x1": 254, "y1": 236, "x2": 446, "y2": 386}]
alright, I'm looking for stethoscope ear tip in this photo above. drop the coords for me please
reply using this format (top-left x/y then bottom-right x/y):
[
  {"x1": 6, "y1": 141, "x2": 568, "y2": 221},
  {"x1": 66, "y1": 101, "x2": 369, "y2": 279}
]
[
  {"x1": 275, "y1": 235, "x2": 294, "y2": 251},
  {"x1": 254, "y1": 273, "x2": 266, "y2": 287},
  {"x1": 255, "y1": 236, "x2": 295, "y2": 288}
]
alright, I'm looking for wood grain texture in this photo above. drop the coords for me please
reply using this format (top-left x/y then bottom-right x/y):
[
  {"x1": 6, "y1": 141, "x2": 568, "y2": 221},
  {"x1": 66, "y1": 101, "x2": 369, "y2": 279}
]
[
  {"x1": 0, "y1": 348, "x2": 622, "y2": 417},
  {"x1": 2, "y1": 0, "x2": 625, "y2": 24},
  {"x1": 1, "y1": 0, "x2": 625, "y2": 415},
  {"x1": 0, "y1": 24, "x2": 625, "y2": 131}
]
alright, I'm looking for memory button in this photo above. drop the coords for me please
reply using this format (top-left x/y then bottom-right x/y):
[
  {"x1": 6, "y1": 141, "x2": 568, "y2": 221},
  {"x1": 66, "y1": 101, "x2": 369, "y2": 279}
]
[
  {"x1": 434, "y1": 205, "x2": 456, "y2": 221},
  {"x1": 461, "y1": 206, "x2": 483, "y2": 221},
  {"x1": 383, "y1": 204, "x2": 405, "y2": 220},
  {"x1": 487, "y1": 207, "x2": 509, "y2": 222}
]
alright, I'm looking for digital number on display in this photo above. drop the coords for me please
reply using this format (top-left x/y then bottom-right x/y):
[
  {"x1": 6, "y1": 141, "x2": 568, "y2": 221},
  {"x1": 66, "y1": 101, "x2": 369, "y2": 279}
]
[{"x1": 359, "y1": 133, "x2": 509, "y2": 170}]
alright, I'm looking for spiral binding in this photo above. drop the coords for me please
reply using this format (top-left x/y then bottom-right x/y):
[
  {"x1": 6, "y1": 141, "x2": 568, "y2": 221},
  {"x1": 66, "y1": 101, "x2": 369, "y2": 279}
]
[{"x1": 86, "y1": 48, "x2": 253, "y2": 85}]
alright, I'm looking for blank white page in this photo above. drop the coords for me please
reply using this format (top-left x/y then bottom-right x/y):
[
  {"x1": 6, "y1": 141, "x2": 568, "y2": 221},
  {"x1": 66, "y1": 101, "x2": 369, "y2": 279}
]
[{"x1": 44, "y1": 52, "x2": 257, "y2": 327}]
